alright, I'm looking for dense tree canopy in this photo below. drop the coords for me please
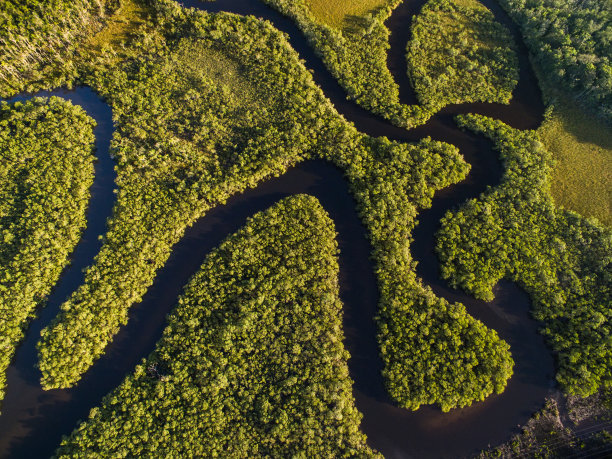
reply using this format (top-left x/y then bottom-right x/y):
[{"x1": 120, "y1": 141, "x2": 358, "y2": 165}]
[
  {"x1": 0, "y1": 97, "x2": 95, "y2": 409},
  {"x1": 55, "y1": 196, "x2": 378, "y2": 457},
  {"x1": 437, "y1": 114, "x2": 612, "y2": 397},
  {"x1": 499, "y1": 0, "x2": 612, "y2": 121},
  {"x1": 37, "y1": 5, "x2": 329, "y2": 389},
  {"x1": 407, "y1": 0, "x2": 518, "y2": 108}
]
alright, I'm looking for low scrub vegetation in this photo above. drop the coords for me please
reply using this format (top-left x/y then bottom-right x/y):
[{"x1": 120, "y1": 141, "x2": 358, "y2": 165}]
[
  {"x1": 54, "y1": 196, "x2": 378, "y2": 457},
  {"x1": 37, "y1": 0, "x2": 513, "y2": 412},
  {"x1": 437, "y1": 114, "x2": 612, "y2": 397},
  {"x1": 407, "y1": 0, "x2": 518, "y2": 109},
  {"x1": 0, "y1": 0, "x2": 120, "y2": 97},
  {"x1": 86, "y1": 0, "x2": 150, "y2": 54},
  {"x1": 0, "y1": 97, "x2": 95, "y2": 409},
  {"x1": 498, "y1": 0, "x2": 612, "y2": 122}
]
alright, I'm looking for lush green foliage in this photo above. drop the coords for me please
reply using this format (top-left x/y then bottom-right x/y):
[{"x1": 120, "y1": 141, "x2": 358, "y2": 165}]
[
  {"x1": 37, "y1": 0, "x2": 513, "y2": 411},
  {"x1": 0, "y1": 0, "x2": 119, "y2": 97},
  {"x1": 0, "y1": 97, "x2": 95, "y2": 408},
  {"x1": 498, "y1": 0, "x2": 612, "y2": 121},
  {"x1": 538, "y1": 101, "x2": 612, "y2": 227},
  {"x1": 407, "y1": 0, "x2": 518, "y2": 108},
  {"x1": 437, "y1": 114, "x2": 612, "y2": 397},
  {"x1": 54, "y1": 196, "x2": 378, "y2": 457},
  {"x1": 260, "y1": 0, "x2": 434, "y2": 128}
]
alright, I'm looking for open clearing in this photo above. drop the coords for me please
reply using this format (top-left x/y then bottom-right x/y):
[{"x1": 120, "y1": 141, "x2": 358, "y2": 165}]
[
  {"x1": 304, "y1": 0, "x2": 390, "y2": 29},
  {"x1": 538, "y1": 101, "x2": 612, "y2": 227}
]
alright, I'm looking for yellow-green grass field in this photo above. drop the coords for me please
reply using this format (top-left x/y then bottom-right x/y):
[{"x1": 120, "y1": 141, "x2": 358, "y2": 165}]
[
  {"x1": 538, "y1": 101, "x2": 612, "y2": 227},
  {"x1": 304, "y1": 0, "x2": 390, "y2": 29},
  {"x1": 87, "y1": 0, "x2": 149, "y2": 52},
  {"x1": 452, "y1": 0, "x2": 485, "y2": 8}
]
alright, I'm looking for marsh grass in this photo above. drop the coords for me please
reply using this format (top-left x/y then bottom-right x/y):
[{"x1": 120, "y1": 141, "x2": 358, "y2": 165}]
[
  {"x1": 303, "y1": 0, "x2": 390, "y2": 29},
  {"x1": 538, "y1": 100, "x2": 612, "y2": 227},
  {"x1": 87, "y1": 0, "x2": 149, "y2": 52},
  {"x1": 174, "y1": 42, "x2": 262, "y2": 109}
]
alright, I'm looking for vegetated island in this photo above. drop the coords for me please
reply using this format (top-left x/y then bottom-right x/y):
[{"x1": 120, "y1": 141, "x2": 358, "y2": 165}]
[{"x1": 407, "y1": 0, "x2": 518, "y2": 109}]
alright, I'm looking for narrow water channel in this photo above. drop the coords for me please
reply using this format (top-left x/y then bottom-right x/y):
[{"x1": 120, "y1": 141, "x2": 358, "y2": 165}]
[{"x1": 0, "y1": 1, "x2": 554, "y2": 457}]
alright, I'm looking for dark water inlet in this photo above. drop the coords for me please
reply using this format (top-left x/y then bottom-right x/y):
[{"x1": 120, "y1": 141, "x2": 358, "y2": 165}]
[
  {"x1": 0, "y1": 0, "x2": 554, "y2": 457},
  {"x1": 0, "y1": 87, "x2": 117, "y2": 455}
]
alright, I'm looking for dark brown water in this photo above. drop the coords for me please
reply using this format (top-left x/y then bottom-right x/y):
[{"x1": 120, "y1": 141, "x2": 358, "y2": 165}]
[{"x1": 0, "y1": 1, "x2": 554, "y2": 458}]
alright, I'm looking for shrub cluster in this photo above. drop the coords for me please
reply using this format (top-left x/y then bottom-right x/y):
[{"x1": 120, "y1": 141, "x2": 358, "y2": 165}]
[
  {"x1": 498, "y1": 0, "x2": 612, "y2": 121},
  {"x1": 437, "y1": 114, "x2": 612, "y2": 397},
  {"x1": 0, "y1": 97, "x2": 95, "y2": 409},
  {"x1": 407, "y1": 0, "x2": 518, "y2": 109},
  {"x1": 54, "y1": 196, "x2": 378, "y2": 457}
]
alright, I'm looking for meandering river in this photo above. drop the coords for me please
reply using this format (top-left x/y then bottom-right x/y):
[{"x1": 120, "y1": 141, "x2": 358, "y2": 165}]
[{"x1": 0, "y1": 1, "x2": 554, "y2": 457}]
